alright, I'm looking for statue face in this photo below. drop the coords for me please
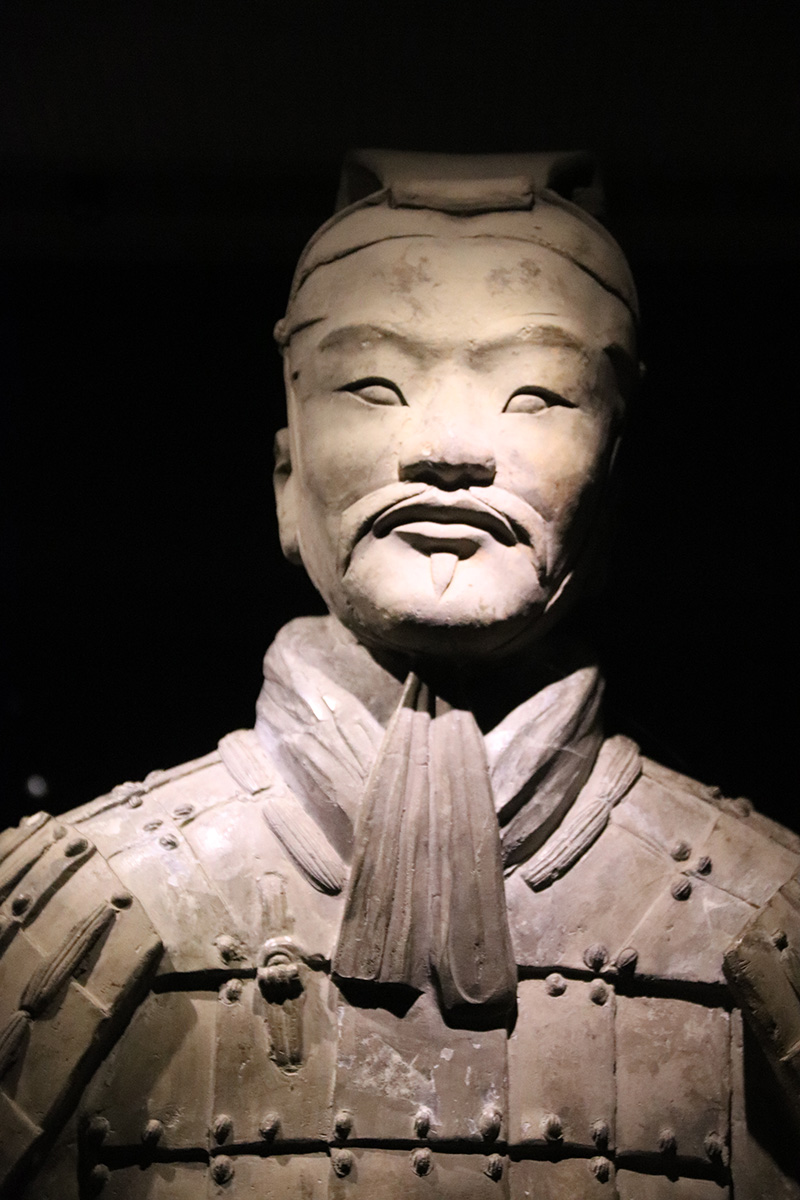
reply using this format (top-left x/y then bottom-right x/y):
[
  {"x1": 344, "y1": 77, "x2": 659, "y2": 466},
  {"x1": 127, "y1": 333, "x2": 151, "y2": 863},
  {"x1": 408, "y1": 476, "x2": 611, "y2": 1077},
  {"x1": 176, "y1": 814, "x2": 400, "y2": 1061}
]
[{"x1": 276, "y1": 237, "x2": 635, "y2": 659}]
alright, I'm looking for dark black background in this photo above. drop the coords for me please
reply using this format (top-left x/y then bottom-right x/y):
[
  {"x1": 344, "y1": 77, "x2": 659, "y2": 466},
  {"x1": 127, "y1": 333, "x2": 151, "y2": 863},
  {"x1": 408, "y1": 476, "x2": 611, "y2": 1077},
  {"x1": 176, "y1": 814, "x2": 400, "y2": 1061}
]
[{"x1": 2, "y1": 4, "x2": 798, "y2": 827}]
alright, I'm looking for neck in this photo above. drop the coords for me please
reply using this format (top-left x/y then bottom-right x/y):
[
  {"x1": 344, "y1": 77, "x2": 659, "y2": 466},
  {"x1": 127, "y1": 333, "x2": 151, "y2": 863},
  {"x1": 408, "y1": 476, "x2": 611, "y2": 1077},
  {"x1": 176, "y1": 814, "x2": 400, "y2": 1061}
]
[{"x1": 327, "y1": 614, "x2": 596, "y2": 734}]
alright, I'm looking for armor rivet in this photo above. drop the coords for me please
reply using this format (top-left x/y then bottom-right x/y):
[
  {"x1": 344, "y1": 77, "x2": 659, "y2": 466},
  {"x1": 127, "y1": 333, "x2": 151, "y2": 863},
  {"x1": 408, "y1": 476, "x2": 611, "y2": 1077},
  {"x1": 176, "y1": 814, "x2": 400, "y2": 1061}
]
[
  {"x1": 589, "y1": 1156, "x2": 611, "y2": 1182},
  {"x1": 141, "y1": 1118, "x2": 163, "y2": 1146},
  {"x1": 334, "y1": 1109, "x2": 353, "y2": 1139},
  {"x1": 772, "y1": 929, "x2": 789, "y2": 951},
  {"x1": 671, "y1": 877, "x2": 692, "y2": 901},
  {"x1": 616, "y1": 946, "x2": 639, "y2": 972},
  {"x1": 159, "y1": 834, "x2": 179, "y2": 850},
  {"x1": 658, "y1": 1127, "x2": 677, "y2": 1154},
  {"x1": 332, "y1": 1149, "x2": 354, "y2": 1177},
  {"x1": 11, "y1": 893, "x2": 30, "y2": 916},
  {"x1": 85, "y1": 1114, "x2": 110, "y2": 1144},
  {"x1": 670, "y1": 840, "x2": 691, "y2": 862},
  {"x1": 127, "y1": 794, "x2": 143, "y2": 808},
  {"x1": 217, "y1": 935, "x2": 239, "y2": 963},
  {"x1": 173, "y1": 803, "x2": 194, "y2": 819},
  {"x1": 65, "y1": 836, "x2": 89, "y2": 857},
  {"x1": 111, "y1": 892, "x2": 133, "y2": 909},
  {"x1": 695, "y1": 855, "x2": 712, "y2": 875},
  {"x1": 704, "y1": 1130, "x2": 728, "y2": 1163},
  {"x1": 143, "y1": 820, "x2": 162, "y2": 832},
  {"x1": 414, "y1": 1106, "x2": 432, "y2": 1138},
  {"x1": 411, "y1": 1147, "x2": 433, "y2": 1176},
  {"x1": 541, "y1": 1113, "x2": 563, "y2": 1142},
  {"x1": 730, "y1": 796, "x2": 752, "y2": 818},
  {"x1": 590, "y1": 981, "x2": 608, "y2": 1005},
  {"x1": 221, "y1": 978, "x2": 243, "y2": 1003},
  {"x1": 478, "y1": 1105, "x2": 502, "y2": 1141},
  {"x1": 88, "y1": 1163, "x2": 110, "y2": 1194},
  {"x1": 591, "y1": 1118, "x2": 610, "y2": 1149},
  {"x1": 259, "y1": 1112, "x2": 280, "y2": 1140},
  {"x1": 583, "y1": 944, "x2": 609, "y2": 973},
  {"x1": 544, "y1": 972, "x2": 567, "y2": 996},
  {"x1": 52, "y1": 825, "x2": 68, "y2": 840},
  {"x1": 485, "y1": 1153, "x2": 504, "y2": 1181},
  {"x1": 212, "y1": 1113, "x2": 233, "y2": 1143},
  {"x1": 211, "y1": 1155, "x2": 235, "y2": 1184}
]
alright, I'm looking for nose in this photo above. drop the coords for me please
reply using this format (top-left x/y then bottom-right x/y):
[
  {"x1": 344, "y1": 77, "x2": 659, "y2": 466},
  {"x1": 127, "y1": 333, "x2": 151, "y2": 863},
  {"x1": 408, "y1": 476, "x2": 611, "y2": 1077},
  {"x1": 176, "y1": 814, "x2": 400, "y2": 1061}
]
[{"x1": 398, "y1": 431, "x2": 496, "y2": 490}]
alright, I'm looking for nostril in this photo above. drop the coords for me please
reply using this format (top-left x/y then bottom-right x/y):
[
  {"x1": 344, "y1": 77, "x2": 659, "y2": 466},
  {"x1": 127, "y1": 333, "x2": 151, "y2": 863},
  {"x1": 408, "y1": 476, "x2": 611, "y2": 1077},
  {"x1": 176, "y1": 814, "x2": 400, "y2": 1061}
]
[{"x1": 399, "y1": 455, "x2": 496, "y2": 489}]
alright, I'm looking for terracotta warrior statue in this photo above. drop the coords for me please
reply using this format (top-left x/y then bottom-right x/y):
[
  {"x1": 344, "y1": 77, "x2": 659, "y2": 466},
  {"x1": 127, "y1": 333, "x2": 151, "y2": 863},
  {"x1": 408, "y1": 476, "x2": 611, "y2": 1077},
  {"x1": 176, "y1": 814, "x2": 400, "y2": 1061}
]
[{"x1": 1, "y1": 151, "x2": 798, "y2": 1199}]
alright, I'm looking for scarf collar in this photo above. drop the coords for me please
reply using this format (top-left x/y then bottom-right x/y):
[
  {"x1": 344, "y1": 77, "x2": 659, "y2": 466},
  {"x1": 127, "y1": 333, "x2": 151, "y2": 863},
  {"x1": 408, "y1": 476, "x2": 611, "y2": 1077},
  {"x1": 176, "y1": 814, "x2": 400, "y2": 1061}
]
[{"x1": 255, "y1": 615, "x2": 605, "y2": 872}]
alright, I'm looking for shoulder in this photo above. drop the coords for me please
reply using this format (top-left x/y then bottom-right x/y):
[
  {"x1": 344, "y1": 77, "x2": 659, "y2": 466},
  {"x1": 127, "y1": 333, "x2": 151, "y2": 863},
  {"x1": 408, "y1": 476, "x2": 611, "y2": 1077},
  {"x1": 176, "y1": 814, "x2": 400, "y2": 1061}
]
[{"x1": 508, "y1": 746, "x2": 800, "y2": 988}]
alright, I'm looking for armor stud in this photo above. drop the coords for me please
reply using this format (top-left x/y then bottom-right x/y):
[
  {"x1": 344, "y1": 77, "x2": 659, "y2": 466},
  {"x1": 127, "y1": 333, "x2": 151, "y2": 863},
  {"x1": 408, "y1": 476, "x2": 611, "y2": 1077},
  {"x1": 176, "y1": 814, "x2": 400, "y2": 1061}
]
[
  {"x1": 159, "y1": 834, "x2": 179, "y2": 851},
  {"x1": 544, "y1": 972, "x2": 567, "y2": 995},
  {"x1": 65, "y1": 836, "x2": 89, "y2": 857},
  {"x1": 332, "y1": 1149, "x2": 354, "y2": 1177},
  {"x1": 590, "y1": 981, "x2": 608, "y2": 1006},
  {"x1": 591, "y1": 1118, "x2": 610, "y2": 1149},
  {"x1": 615, "y1": 946, "x2": 638, "y2": 972},
  {"x1": 771, "y1": 928, "x2": 788, "y2": 951},
  {"x1": 211, "y1": 1155, "x2": 235, "y2": 1184},
  {"x1": 411, "y1": 1147, "x2": 433, "y2": 1176},
  {"x1": 695, "y1": 855, "x2": 712, "y2": 875},
  {"x1": 259, "y1": 1111, "x2": 280, "y2": 1140},
  {"x1": 84, "y1": 1114, "x2": 110, "y2": 1145},
  {"x1": 589, "y1": 1156, "x2": 611, "y2": 1182},
  {"x1": 110, "y1": 891, "x2": 132, "y2": 908},
  {"x1": 334, "y1": 1108, "x2": 353, "y2": 1139},
  {"x1": 216, "y1": 934, "x2": 247, "y2": 964},
  {"x1": 414, "y1": 1106, "x2": 432, "y2": 1138},
  {"x1": 142, "y1": 820, "x2": 162, "y2": 832},
  {"x1": 212, "y1": 1112, "x2": 233, "y2": 1143},
  {"x1": 220, "y1": 978, "x2": 242, "y2": 1003},
  {"x1": 583, "y1": 943, "x2": 608, "y2": 973},
  {"x1": 11, "y1": 893, "x2": 30, "y2": 916},
  {"x1": 479, "y1": 1105, "x2": 502, "y2": 1141},
  {"x1": 173, "y1": 803, "x2": 194, "y2": 819},
  {"x1": 541, "y1": 1112, "x2": 563, "y2": 1142},
  {"x1": 485, "y1": 1153, "x2": 504, "y2": 1181},
  {"x1": 671, "y1": 877, "x2": 692, "y2": 900},
  {"x1": 670, "y1": 840, "x2": 691, "y2": 861},
  {"x1": 87, "y1": 1163, "x2": 110, "y2": 1195},
  {"x1": 657, "y1": 1126, "x2": 677, "y2": 1154},
  {"x1": 704, "y1": 1129, "x2": 728, "y2": 1164},
  {"x1": 141, "y1": 1117, "x2": 163, "y2": 1146}
]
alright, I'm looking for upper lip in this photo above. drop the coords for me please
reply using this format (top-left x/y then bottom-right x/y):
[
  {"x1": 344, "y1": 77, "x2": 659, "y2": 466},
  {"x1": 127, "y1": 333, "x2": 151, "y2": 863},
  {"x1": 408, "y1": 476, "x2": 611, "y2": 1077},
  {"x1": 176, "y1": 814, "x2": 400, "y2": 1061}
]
[{"x1": 372, "y1": 490, "x2": 517, "y2": 546}]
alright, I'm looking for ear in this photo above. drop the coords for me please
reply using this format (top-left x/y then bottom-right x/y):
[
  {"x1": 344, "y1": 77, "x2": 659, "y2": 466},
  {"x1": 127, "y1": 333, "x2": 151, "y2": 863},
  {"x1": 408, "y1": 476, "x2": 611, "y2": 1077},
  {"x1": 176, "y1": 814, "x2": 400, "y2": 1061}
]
[{"x1": 273, "y1": 427, "x2": 303, "y2": 565}]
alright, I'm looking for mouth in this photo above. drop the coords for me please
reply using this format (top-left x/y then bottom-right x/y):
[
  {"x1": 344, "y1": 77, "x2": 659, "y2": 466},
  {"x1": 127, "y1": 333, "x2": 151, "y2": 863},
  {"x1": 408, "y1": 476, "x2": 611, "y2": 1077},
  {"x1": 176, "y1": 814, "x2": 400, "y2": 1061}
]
[{"x1": 371, "y1": 491, "x2": 518, "y2": 547}]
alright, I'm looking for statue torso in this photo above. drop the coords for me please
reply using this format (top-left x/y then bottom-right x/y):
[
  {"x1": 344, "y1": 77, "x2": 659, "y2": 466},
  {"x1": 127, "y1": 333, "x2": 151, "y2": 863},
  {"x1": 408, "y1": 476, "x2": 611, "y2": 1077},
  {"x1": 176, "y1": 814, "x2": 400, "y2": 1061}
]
[{"x1": 3, "y1": 728, "x2": 799, "y2": 1199}]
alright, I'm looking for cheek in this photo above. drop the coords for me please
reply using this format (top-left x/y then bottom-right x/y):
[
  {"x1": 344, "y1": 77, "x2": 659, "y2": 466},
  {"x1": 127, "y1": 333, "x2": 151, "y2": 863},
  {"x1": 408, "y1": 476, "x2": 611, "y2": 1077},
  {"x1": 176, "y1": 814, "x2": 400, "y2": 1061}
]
[
  {"x1": 502, "y1": 413, "x2": 611, "y2": 523},
  {"x1": 292, "y1": 400, "x2": 403, "y2": 514}
]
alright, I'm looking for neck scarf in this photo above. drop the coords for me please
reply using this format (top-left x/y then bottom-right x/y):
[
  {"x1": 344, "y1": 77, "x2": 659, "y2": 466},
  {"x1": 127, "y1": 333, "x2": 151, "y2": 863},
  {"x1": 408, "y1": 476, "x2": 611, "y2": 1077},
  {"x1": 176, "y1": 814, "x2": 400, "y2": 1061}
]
[{"x1": 254, "y1": 617, "x2": 605, "y2": 1016}]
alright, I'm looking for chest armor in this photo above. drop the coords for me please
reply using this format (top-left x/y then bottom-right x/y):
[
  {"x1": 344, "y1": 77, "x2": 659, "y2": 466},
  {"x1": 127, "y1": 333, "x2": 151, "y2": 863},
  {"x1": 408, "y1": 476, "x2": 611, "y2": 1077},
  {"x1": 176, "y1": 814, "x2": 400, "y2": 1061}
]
[{"x1": 6, "y1": 749, "x2": 800, "y2": 1198}]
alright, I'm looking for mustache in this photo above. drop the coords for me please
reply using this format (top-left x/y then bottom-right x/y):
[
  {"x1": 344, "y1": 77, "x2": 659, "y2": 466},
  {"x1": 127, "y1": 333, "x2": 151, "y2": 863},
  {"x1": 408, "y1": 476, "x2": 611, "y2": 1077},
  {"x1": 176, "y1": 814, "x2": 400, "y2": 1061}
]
[{"x1": 338, "y1": 483, "x2": 552, "y2": 577}]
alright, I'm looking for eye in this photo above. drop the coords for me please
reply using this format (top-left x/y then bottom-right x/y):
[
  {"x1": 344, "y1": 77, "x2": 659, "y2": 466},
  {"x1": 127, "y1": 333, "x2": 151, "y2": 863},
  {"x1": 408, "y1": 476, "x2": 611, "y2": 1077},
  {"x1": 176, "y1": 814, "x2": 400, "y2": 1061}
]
[
  {"x1": 337, "y1": 377, "x2": 407, "y2": 406},
  {"x1": 504, "y1": 387, "x2": 575, "y2": 414}
]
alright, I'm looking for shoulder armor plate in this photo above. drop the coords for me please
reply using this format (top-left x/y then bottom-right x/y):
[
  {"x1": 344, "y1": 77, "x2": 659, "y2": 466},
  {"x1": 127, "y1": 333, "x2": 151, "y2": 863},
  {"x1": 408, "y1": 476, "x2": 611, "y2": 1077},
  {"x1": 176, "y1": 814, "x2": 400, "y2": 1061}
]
[
  {"x1": 724, "y1": 867, "x2": 800, "y2": 1131},
  {"x1": 0, "y1": 814, "x2": 163, "y2": 1196}
]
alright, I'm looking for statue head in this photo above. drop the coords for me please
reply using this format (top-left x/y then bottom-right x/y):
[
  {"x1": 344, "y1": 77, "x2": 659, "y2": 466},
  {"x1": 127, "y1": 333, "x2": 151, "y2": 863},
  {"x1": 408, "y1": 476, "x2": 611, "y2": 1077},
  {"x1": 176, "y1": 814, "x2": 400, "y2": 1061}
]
[{"x1": 273, "y1": 151, "x2": 639, "y2": 662}]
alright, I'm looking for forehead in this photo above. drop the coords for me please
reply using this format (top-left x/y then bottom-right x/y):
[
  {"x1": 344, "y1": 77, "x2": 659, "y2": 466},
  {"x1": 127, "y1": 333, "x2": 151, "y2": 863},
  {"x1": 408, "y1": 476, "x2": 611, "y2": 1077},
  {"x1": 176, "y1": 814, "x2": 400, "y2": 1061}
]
[{"x1": 288, "y1": 237, "x2": 635, "y2": 357}]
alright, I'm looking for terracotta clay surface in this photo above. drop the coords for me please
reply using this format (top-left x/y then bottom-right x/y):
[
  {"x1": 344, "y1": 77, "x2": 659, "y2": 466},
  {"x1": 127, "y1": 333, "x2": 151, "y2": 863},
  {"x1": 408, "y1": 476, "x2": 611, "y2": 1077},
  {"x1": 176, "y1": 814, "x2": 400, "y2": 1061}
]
[{"x1": 2, "y1": 151, "x2": 798, "y2": 1198}]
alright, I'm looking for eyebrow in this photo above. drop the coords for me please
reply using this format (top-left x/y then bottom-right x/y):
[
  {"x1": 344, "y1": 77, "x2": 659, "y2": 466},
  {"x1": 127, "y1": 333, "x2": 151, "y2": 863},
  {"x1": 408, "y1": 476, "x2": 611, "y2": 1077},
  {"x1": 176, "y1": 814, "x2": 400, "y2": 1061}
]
[{"x1": 313, "y1": 321, "x2": 592, "y2": 363}]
